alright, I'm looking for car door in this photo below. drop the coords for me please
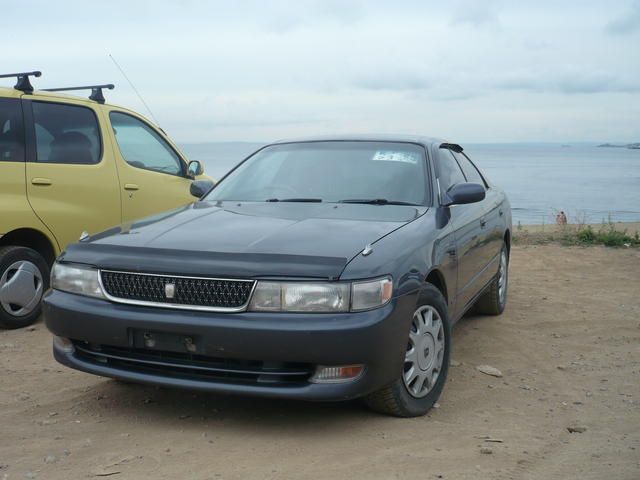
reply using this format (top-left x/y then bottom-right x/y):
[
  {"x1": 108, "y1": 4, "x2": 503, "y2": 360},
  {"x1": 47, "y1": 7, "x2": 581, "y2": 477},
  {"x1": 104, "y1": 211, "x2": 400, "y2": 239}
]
[
  {"x1": 24, "y1": 97, "x2": 122, "y2": 249},
  {"x1": 106, "y1": 109, "x2": 196, "y2": 223},
  {"x1": 435, "y1": 148, "x2": 486, "y2": 316},
  {"x1": 1, "y1": 97, "x2": 29, "y2": 234},
  {"x1": 453, "y1": 151, "x2": 502, "y2": 285}
]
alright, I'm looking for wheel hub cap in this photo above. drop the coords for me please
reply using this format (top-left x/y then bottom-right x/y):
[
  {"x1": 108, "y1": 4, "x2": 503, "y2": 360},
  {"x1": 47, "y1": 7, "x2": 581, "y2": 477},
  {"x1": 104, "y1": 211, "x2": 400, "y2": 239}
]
[
  {"x1": 417, "y1": 334, "x2": 436, "y2": 371},
  {"x1": 0, "y1": 261, "x2": 43, "y2": 317},
  {"x1": 404, "y1": 305, "x2": 445, "y2": 398}
]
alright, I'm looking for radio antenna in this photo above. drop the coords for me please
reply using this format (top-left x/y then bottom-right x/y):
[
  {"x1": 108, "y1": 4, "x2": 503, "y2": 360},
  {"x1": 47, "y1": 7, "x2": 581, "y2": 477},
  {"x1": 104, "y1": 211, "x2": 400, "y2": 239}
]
[{"x1": 108, "y1": 54, "x2": 161, "y2": 126}]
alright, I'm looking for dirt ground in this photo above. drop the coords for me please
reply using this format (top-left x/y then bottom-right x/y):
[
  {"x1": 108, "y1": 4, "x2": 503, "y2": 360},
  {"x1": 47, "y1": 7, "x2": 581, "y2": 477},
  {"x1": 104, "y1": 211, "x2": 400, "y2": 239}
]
[{"x1": 1, "y1": 245, "x2": 639, "y2": 479}]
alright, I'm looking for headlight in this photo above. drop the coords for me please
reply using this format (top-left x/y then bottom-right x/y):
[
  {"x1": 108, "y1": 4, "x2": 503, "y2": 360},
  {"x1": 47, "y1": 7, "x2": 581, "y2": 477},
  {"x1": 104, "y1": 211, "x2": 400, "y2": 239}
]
[
  {"x1": 51, "y1": 262, "x2": 105, "y2": 299},
  {"x1": 248, "y1": 277, "x2": 392, "y2": 313},
  {"x1": 249, "y1": 281, "x2": 350, "y2": 312}
]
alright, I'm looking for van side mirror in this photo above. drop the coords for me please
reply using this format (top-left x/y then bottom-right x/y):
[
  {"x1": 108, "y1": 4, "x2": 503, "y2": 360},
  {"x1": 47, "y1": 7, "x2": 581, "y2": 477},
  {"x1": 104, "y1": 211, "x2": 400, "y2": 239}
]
[
  {"x1": 187, "y1": 160, "x2": 204, "y2": 178},
  {"x1": 190, "y1": 179, "x2": 214, "y2": 198},
  {"x1": 443, "y1": 183, "x2": 485, "y2": 206}
]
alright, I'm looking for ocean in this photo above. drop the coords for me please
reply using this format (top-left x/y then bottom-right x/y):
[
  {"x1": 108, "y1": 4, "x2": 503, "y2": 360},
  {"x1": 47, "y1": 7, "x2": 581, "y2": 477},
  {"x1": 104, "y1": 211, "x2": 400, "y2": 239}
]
[{"x1": 179, "y1": 142, "x2": 640, "y2": 225}]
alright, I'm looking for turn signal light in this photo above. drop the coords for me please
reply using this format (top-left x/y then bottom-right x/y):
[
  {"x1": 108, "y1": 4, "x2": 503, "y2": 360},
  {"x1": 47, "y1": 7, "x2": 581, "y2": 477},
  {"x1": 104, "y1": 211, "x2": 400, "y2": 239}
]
[
  {"x1": 310, "y1": 364, "x2": 365, "y2": 383},
  {"x1": 53, "y1": 336, "x2": 75, "y2": 353}
]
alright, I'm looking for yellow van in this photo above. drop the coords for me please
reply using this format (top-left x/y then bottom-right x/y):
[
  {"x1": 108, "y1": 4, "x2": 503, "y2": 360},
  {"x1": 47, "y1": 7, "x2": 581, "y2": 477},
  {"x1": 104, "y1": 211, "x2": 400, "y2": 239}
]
[{"x1": 0, "y1": 71, "x2": 213, "y2": 328}]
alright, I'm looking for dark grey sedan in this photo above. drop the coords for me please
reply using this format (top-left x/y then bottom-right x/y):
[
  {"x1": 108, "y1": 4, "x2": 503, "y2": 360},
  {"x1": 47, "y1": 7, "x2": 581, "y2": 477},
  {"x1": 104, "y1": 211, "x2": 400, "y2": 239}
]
[{"x1": 44, "y1": 136, "x2": 511, "y2": 417}]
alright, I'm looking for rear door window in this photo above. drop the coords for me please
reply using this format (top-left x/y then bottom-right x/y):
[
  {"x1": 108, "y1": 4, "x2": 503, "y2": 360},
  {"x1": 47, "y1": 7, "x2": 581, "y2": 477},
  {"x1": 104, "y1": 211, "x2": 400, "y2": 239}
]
[
  {"x1": 109, "y1": 112, "x2": 183, "y2": 176},
  {"x1": 453, "y1": 152, "x2": 486, "y2": 187},
  {"x1": 0, "y1": 98, "x2": 25, "y2": 162},
  {"x1": 32, "y1": 102, "x2": 101, "y2": 164}
]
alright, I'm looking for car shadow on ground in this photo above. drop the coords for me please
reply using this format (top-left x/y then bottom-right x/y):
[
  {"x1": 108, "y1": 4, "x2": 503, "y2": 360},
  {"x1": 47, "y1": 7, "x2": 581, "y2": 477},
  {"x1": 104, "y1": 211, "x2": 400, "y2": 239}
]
[
  {"x1": 55, "y1": 315, "x2": 489, "y2": 430},
  {"x1": 70, "y1": 378, "x2": 391, "y2": 434}
]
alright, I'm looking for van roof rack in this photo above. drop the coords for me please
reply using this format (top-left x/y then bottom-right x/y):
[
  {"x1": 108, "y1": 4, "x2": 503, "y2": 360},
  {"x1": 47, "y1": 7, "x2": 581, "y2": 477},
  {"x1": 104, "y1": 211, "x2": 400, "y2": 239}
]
[
  {"x1": 0, "y1": 71, "x2": 42, "y2": 93},
  {"x1": 42, "y1": 84, "x2": 115, "y2": 104}
]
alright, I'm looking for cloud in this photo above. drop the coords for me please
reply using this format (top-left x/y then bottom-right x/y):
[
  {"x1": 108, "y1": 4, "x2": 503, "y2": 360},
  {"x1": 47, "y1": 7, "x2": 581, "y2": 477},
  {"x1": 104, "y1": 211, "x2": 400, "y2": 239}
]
[
  {"x1": 497, "y1": 73, "x2": 640, "y2": 94},
  {"x1": 605, "y1": 1, "x2": 640, "y2": 35},
  {"x1": 353, "y1": 71, "x2": 431, "y2": 91},
  {"x1": 260, "y1": 0, "x2": 366, "y2": 33},
  {"x1": 450, "y1": 0, "x2": 500, "y2": 27}
]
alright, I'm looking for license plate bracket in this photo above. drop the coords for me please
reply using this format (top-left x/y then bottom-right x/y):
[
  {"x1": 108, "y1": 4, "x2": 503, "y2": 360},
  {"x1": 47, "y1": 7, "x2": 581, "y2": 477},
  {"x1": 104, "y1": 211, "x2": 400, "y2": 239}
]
[{"x1": 132, "y1": 330, "x2": 202, "y2": 354}]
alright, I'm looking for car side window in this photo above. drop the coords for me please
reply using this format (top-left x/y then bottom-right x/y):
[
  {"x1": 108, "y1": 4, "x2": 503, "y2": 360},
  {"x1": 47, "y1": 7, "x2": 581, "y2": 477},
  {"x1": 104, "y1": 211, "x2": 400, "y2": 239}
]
[
  {"x1": 453, "y1": 152, "x2": 486, "y2": 187},
  {"x1": 436, "y1": 148, "x2": 466, "y2": 193},
  {"x1": 0, "y1": 99, "x2": 25, "y2": 162},
  {"x1": 32, "y1": 102, "x2": 101, "y2": 164},
  {"x1": 110, "y1": 112, "x2": 183, "y2": 176}
]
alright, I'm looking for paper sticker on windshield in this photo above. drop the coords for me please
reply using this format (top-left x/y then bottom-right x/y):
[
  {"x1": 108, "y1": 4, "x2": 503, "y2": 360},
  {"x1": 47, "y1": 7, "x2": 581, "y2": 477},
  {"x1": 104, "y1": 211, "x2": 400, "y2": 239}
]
[{"x1": 372, "y1": 151, "x2": 418, "y2": 164}]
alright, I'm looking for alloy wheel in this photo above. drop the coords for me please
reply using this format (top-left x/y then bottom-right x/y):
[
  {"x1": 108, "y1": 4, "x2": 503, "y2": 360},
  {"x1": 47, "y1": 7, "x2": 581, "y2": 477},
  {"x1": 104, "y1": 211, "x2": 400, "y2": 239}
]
[
  {"x1": 498, "y1": 250, "x2": 508, "y2": 305},
  {"x1": 403, "y1": 305, "x2": 445, "y2": 398}
]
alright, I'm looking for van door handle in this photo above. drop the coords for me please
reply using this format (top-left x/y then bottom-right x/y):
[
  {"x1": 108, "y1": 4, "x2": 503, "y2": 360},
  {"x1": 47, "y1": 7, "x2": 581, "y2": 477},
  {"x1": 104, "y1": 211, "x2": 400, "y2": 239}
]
[
  {"x1": 31, "y1": 177, "x2": 52, "y2": 186},
  {"x1": 124, "y1": 183, "x2": 139, "y2": 191}
]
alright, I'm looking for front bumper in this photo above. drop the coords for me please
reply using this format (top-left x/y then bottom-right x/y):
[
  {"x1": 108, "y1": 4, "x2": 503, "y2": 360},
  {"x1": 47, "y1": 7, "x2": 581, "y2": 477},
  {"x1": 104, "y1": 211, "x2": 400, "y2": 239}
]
[{"x1": 44, "y1": 289, "x2": 417, "y2": 401}]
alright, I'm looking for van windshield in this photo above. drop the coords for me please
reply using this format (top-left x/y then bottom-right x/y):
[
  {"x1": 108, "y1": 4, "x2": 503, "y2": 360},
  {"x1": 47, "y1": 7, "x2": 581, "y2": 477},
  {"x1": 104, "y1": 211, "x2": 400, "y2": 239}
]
[{"x1": 205, "y1": 141, "x2": 429, "y2": 205}]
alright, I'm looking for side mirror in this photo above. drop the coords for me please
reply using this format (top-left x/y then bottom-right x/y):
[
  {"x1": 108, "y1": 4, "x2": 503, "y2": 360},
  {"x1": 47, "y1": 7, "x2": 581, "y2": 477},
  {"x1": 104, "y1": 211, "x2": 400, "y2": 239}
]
[
  {"x1": 443, "y1": 183, "x2": 485, "y2": 206},
  {"x1": 187, "y1": 160, "x2": 204, "y2": 178},
  {"x1": 190, "y1": 179, "x2": 214, "y2": 198}
]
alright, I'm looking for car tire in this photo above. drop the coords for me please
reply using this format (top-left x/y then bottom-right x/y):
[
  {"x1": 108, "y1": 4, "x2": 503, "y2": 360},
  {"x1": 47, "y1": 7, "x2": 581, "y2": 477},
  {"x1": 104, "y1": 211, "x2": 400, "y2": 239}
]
[
  {"x1": 363, "y1": 284, "x2": 451, "y2": 417},
  {"x1": 475, "y1": 243, "x2": 509, "y2": 316},
  {"x1": 0, "y1": 246, "x2": 50, "y2": 329}
]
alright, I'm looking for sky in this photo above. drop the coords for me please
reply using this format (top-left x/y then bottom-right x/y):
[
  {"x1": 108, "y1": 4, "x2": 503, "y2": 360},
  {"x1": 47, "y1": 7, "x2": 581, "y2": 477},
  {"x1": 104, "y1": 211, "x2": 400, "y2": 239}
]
[{"x1": 2, "y1": 0, "x2": 640, "y2": 143}]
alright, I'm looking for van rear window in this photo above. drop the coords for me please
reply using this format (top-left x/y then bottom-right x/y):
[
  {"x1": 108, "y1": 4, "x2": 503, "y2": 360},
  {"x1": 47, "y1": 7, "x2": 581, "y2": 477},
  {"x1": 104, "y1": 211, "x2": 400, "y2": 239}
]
[
  {"x1": 0, "y1": 98, "x2": 25, "y2": 162},
  {"x1": 32, "y1": 102, "x2": 101, "y2": 165}
]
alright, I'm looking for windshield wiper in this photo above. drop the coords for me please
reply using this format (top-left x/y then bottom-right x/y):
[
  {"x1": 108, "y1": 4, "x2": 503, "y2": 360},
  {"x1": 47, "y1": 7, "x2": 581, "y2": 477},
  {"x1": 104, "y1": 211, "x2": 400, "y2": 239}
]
[
  {"x1": 338, "y1": 198, "x2": 419, "y2": 206},
  {"x1": 265, "y1": 198, "x2": 323, "y2": 203}
]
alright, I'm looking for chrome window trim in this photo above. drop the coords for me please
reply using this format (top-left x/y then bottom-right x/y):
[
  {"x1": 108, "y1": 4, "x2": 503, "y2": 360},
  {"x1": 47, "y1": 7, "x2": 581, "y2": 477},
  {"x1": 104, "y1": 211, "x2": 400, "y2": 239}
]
[{"x1": 98, "y1": 269, "x2": 257, "y2": 313}]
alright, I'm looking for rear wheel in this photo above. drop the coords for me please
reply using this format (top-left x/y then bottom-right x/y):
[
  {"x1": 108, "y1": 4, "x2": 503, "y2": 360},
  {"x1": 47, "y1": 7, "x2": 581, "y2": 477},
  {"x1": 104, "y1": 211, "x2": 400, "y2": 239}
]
[
  {"x1": 364, "y1": 284, "x2": 451, "y2": 417},
  {"x1": 0, "y1": 246, "x2": 50, "y2": 329},
  {"x1": 475, "y1": 243, "x2": 509, "y2": 315}
]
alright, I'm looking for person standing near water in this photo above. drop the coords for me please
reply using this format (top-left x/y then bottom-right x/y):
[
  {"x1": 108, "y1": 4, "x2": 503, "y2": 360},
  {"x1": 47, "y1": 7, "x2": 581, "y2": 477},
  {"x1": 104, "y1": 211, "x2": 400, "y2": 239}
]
[{"x1": 556, "y1": 211, "x2": 568, "y2": 225}]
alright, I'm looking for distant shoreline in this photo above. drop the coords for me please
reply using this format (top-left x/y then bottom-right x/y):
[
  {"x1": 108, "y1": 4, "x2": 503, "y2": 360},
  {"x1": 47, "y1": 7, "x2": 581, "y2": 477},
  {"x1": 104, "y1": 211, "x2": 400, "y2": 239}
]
[
  {"x1": 596, "y1": 142, "x2": 640, "y2": 149},
  {"x1": 519, "y1": 221, "x2": 640, "y2": 234}
]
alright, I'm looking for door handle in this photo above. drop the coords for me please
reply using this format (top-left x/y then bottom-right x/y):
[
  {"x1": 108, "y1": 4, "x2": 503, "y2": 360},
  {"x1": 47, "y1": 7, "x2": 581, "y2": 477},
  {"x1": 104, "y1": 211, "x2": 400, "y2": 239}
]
[
  {"x1": 480, "y1": 218, "x2": 487, "y2": 228},
  {"x1": 124, "y1": 183, "x2": 140, "y2": 191},
  {"x1": 31, "y1": 177, "x2": 52, "y2": 186},
  {"x1": 499, "y1": 209, "x2": 504, "y2": 217}
]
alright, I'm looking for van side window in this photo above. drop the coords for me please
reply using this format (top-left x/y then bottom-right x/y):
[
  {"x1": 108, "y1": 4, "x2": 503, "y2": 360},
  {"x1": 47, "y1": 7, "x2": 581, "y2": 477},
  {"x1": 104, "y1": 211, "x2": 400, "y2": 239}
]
[
  {"x1": 0, "y1": 99, "x2": 25, "y2": 162},
  {"x1": 32, "y1": 102, "x2": 101, "y2": 164},
  {"x1": 110, "y1": 112, "x2": 183, "y2": 176},
  {"x1": 453, "y1": 152, "x2": 486, "y2": 187},
  {"x1": 436, "y1": 148, "x2": 466, "y2": 193}
]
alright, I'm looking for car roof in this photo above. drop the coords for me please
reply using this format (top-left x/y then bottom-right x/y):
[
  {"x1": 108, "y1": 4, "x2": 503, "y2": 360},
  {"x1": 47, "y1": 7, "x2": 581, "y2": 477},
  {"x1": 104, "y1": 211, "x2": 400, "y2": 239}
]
[
  {"x1": 0, "y1": 86, "x2": 127, "y2": 109},
  {"x1": 1, "y1": 86, "x2": 93, "y2": 104},
  {"x1": 0, "y1": 86, "x2": 159, "y2": 127},
  {"x1": 269, "y1": 134, "x2": 452, "y2": 148}
]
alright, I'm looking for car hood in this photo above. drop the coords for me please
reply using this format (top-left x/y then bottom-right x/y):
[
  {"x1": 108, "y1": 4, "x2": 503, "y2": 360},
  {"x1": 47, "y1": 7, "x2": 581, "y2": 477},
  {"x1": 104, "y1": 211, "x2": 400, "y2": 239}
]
[{"x1": 62, "y1": 201, "x2": 427, "y2": 280}]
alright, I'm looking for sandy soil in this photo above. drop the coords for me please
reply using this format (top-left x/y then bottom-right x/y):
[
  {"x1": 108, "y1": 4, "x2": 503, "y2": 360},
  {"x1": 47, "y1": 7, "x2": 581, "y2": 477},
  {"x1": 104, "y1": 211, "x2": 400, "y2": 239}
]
[{"x1": 1, "y1": 245, "x2": 639, "y2": 479}]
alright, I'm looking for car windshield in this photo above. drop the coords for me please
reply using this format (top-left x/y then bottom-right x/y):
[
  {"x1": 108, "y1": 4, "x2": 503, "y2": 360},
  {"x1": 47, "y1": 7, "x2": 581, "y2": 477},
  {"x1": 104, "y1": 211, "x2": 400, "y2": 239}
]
[{"x1": 205, "y1": 141, "x2": 429, "y2": 205}]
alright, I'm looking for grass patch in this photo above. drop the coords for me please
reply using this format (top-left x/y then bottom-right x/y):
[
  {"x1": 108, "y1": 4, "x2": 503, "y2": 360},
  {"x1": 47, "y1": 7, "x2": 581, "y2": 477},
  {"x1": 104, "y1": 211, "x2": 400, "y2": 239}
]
[{"x1": 514, "y1": 221, "x2": 640, "y2": 248}]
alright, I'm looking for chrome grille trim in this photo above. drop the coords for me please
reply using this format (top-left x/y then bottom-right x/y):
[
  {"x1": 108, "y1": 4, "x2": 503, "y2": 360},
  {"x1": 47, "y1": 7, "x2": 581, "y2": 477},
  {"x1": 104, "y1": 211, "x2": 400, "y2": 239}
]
[{"x1": 98, "y1": 269, "x2": 256, "y2": 312}]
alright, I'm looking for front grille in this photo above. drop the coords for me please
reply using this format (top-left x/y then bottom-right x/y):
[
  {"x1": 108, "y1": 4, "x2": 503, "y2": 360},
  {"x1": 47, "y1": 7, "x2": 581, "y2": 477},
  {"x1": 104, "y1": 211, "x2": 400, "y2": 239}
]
[
  {"x1": 100, "y1": 270, "x2": 255, "y2": 311},
  {"x1": 72, "y1": 341, "x2": 313, "y2": 386}
]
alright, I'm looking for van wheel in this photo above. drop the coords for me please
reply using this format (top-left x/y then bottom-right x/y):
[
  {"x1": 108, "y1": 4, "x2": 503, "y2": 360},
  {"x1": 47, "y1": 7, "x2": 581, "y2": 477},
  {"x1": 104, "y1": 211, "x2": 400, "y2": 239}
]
[
  {"x1": 475, "y1": 244, "x2": 509, "y2": 315},
  {"x1": 364, "y1": 284, "x2": 451, "y2": 417},
  {"x1": 0, "y1": 246, "x2": 50, "y2": 329}
]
